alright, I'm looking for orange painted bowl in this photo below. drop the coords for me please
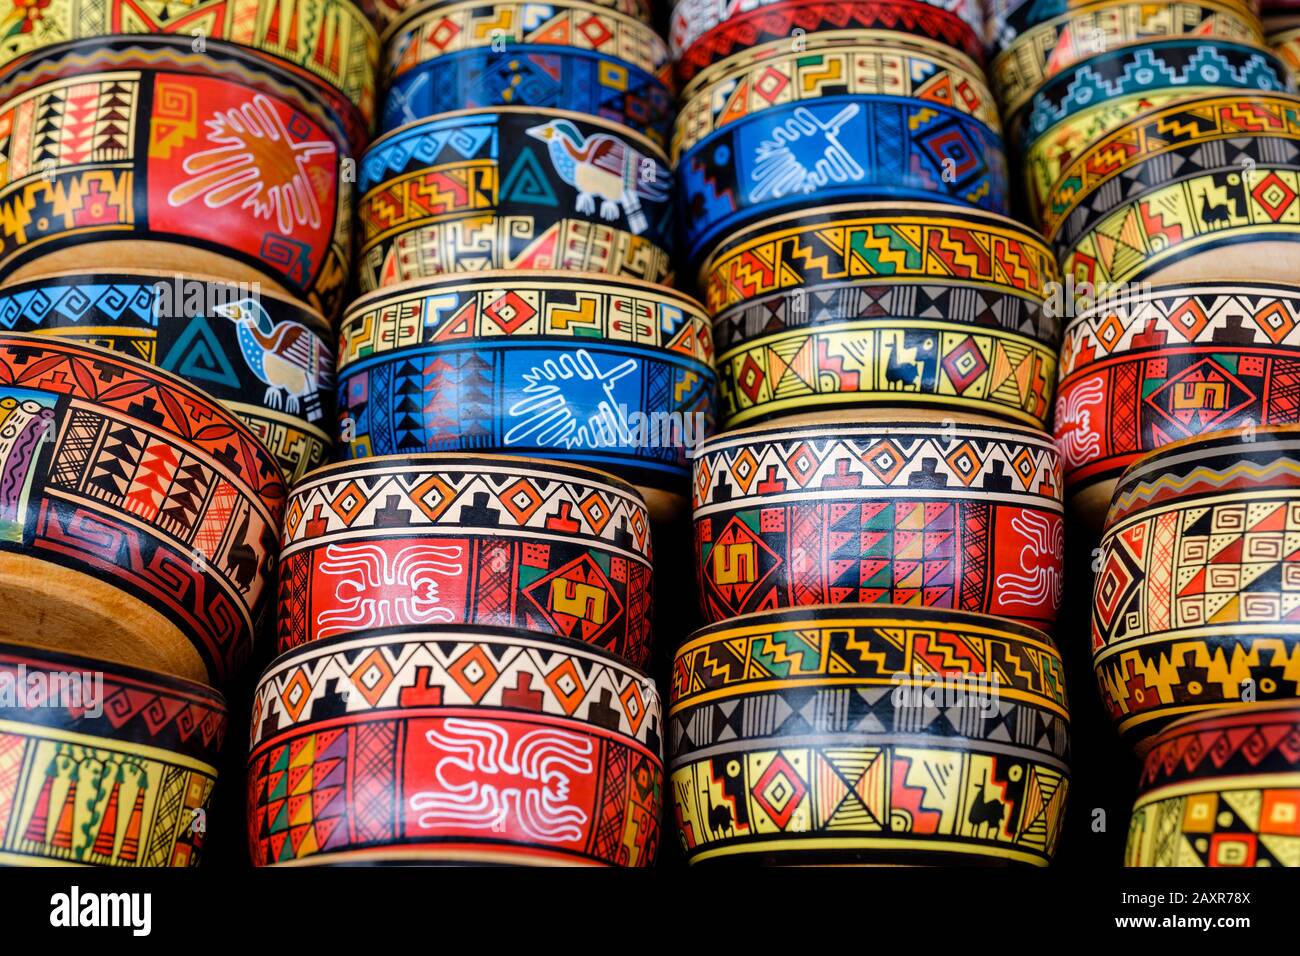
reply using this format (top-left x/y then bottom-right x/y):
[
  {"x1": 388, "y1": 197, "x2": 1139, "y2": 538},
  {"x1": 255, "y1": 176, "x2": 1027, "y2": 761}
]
[
  {"x1": 0, "y1": 334, "x2": 286, "y2": 688},
  {"x1": 1056, "y1": 280, "x2": 1300, "y2": 534},
  {"x1": 1092, "y1": 425, "x2": 1300, "y2": 752},
  {"x1": 668, "y1": 604, "x2": 1071, "y2": 865},
  {"x1": 0, "y1": 639, "x2": 227, "y2": 866},
  {"x1": 0, "y1": 35, "x2": 356, "y2": 323},
  {"x1": 0, "y1": 0, "x2": 378, "y2": 146},
  {"x1": 277, "y1": 454, "x2": 654, "y2": 668},
  {"x1": 1126, "y1": 701, "x2": 1300, "y2": 866},
  {"x1": 247, "y1": 624, "x2": 663, "y2": 866},
  {"x1": 691, "y1": 411, "x2": 1065, "y2": 632}
]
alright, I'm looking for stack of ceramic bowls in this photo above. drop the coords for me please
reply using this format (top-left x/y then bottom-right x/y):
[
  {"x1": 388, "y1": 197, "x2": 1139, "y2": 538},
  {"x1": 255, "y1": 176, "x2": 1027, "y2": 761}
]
[
  {"x1": 245, "y1": 0, "x2": 699, "y2": 867},
  {"x1": 350, "y1": 0, "x2": 718, "y2": 517},
  {"x1": 0, "y1": 0, "x2": 377, "y2": 866},
  {"x1": 662, "y1": 0, "x2": 1072, "y2": 866}
]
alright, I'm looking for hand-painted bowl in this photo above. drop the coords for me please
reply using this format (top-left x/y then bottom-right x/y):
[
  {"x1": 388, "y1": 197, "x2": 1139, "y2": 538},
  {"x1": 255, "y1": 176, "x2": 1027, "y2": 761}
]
[
  {"x1": 1056, "y1": 280, "x2": 1300, "y2": 533},
  {"x1": 0, "y1": 334, "x2": 285, "y2": 687},
  {"x1": 1093, "y1": 425, "x2": 1300, "y2": 750},
  {"x1": 0, "y1": 0, "x2": 378, "y2": 145},
  {"x1": 0, "y1": 36, "x2": 355, "y2": 323},
  {"x1": 674, "y1": 29, "x2": 997, "y2": 165},
  {"x1": 278, "y1": 453, "x2": 654, "y2": 667},
  {"x1": 1126, "y1": 702, "x2": 1300, "y2": 866},
  {"x1": 247, "y1": 624, "x2": 663, "y2": 866},
  {"x1": 699, "y1": 202, "x2": 1060, "y2": 430},
  {"x1": 357, "y1": 106, "x2": 674, "y2": 291},
  {"x1": 335, "y1": 272, "x2": 715, "y2": 521},
  {"x1": 365, "y1": 0, "x2": 652, "y2": 30},
  {"x1": 0, "y1": 640, "x2": 227, "y2": 866},
  {"x1": 381, "y1": 0, "x2": 672, "y2": 146},
  {"x1": 669, "y1": 604, "x2": 1071, "y2": 865},
  {"x1": 677, "y1": 85, "x2": 1010, "y2": 268},
  {"x1": 692, "y1": 411, "x2": 1064, "y2": 631},
  {"x1": 670, "y1": 0, "x2": 987, "y2": 62},
  {"x1": 991, "y1": 0, "x2": 1264, "y2": 120},
  {"x1": 0, "y1": 269, "x2": 335, "y2": 484},
  {"x1": 674, "y1": 0, "x2": 985, "y2": 85}
]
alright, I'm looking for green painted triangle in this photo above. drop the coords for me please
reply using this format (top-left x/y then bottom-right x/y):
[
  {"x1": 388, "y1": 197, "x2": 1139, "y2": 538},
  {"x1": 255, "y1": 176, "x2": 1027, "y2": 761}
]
[
  {"x1": 500, "y1": 146, "x2": 559, "y2": 207},
  {"x1": 160, "y1": 316, "x2": 242, "y2": 390}
]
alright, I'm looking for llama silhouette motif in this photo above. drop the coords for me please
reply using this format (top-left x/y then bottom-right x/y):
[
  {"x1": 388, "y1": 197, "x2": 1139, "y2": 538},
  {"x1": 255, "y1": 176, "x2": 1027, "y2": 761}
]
[
  {"x1": 1198, "y1": 191, "x2": 1231, "y2": 229},
  {"x1": 966, "y1": 769, "x2": 1007, "y2": 835},
  {"x1": 525, "y1": 119, "x2": 668, "y2": 235},
  {"x1": 708, "y1": 801, "x2": 734, "y2": 838},
  {"x1": 225, "y1": 509, "x2": 261, "y2": 594}
]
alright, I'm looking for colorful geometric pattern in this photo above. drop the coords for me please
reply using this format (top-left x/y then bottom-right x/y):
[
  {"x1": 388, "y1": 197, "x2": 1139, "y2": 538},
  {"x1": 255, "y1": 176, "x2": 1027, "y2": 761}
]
[
  {"x1": 1092, "y1": 428, "x2": 1300, "y2": 746},
  {"x1": 252, "y1": 628, "x2": 660, "y2": 748},
  {"x1": 711, "y1": 280, "x2": 1056, "y2": 354},
  {"x1": 385, "y1": 0, "x2": 670, "y2": 81},
  {"x1": 1038, "y1": 93, "x2": 1300, "y2": 237},
  {"x1": 1023, "y1": 39, "x2": 1288, "y2": 145},
  {"x1": 693, "y1": 421, "x2": 1064, "y2": 629},
  {"x1": 278, "y1": 456, "x2": 654, "y2": 664},
  {"x1": 357, "y1": 107, "x2": 673, "y2": 291},
  {"x1": 715, "y1": 318, "x2": 1055, "y2": 428},
  {"x1": 673, "y1": 33, "x2": 999, "y2": 161},
  {"x1": 0, "y1": 38, "x2": 353, "y2": 321},
  {"x1": 0, "y1": 272, "x2": 336, "y2": 484},
  {"x1": 0, "y1": 0, "x2": 379, "y2": 128},
  {"x1": 247, "y1": 627, "x2": 662, "y2": 866},
  {"x1": 1126, "y1": 704, "x2": 1300, "y2": 866},
  {"x1": 700, "y1": 204, "x2": 1059, "y2": 318},
  {"x1": 680, "y1": 95, "x2": 1010, "y2": 265},
  {"x1": 382, "y1": 48, "x2": 673, "y2": 147},
  {"x1": 669, "y1": 0, "x2": 986, "y2": 59},
  {"x1": 992, "y1": 0, "x2": 1263, "y2": 120},
  {"x1": 0, "y1": 335, "x2": 285, "y2": 686},
  {"x1": 0, "y1": 644, "x2": 224, "y2": 867},
  {"x1": 1062, "y1": 164, "x2": 1300, "y2": 287},
  {"x1": 1056, "y1": 283, "x2": 1300, "y2": 496},
  {"x1": 669, "y1": 606, "x2": 1070, "y2": 866},
  {"x1": 674, "y1": 0, "x2": 985, "y2": 84},
  {"x1": 336, "y1": 274, "x2": 714, "y2": 497},
  {"x1": 1022, "y1": 85, "x2": 1230, "y2": 224}
]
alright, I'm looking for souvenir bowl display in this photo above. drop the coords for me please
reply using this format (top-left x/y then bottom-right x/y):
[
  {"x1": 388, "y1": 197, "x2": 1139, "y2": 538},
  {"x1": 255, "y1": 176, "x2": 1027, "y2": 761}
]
[
  {"x1": 669, "y1": 604, "x2": 1071, "y2": 865},
  {"x1": 675, "y1": 32, "x2": 1010, "y2": 267},
  {"x1": 1126, "y1": 702, "x2": 1300, "y2": 866},
  {"x1": 357, "y1": 106, "x2": 674, "y2": 291},
  {"x1": 692, "y1": 412, "x2": 1065, "y2": 631},
  {"x1": 335, "y1": 272, "x2": 714, "y2": 522},
  {"x1": 278, "y1": 453, "x2": 654, "y2": 666},
  {"x1": 1056, "y1": 280, "x2": 1300, "y2": 532},
  {"x1": 381, "y1": 0, "x2": 672, "y2": 146},
  {"x1": 1092, "y1": 425, "x2": 1300, "y2": 750},
  {"x1": 0, "y1": 640, "x2": 227, "y2": 866},
  {"x1": 699, "y1": 202, "x2": 1060, "y2": 431},
  {"x1": 247, "y1": 624, "x2": 663, "y2": 866},
  {"x1": 0, "y1": 269, "x2": 336, "y2": 484},
  {"x1": 0, "y1": 35, "x2": 355, "y2": 323},
  {"x1": 0, "y1": 0, "x2": 378, "y2": 145},
  {"x1": 0, "y1": 334, "x2": 285, "y2": 687}
]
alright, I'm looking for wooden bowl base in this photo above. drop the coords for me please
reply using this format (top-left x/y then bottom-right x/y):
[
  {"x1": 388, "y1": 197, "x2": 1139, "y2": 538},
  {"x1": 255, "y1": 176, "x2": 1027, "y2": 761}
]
[{"x1": 0, "y1": 554, "x2": 209, "y2": 685}]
